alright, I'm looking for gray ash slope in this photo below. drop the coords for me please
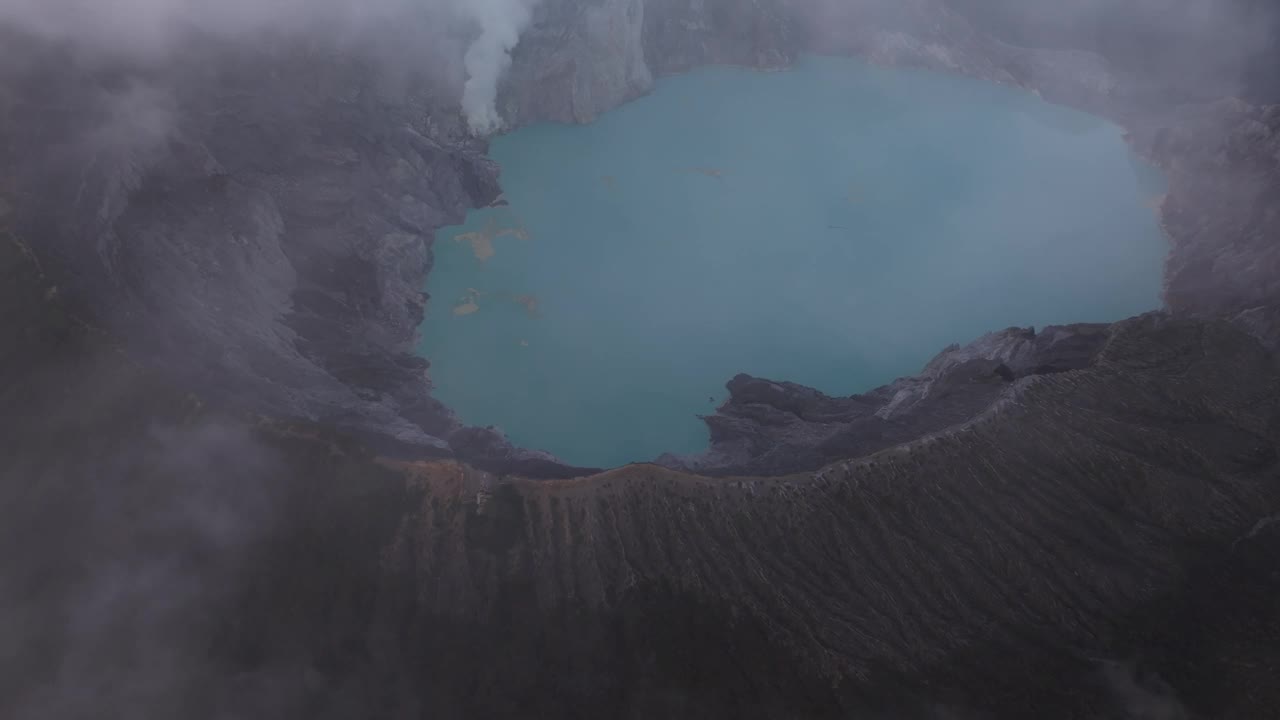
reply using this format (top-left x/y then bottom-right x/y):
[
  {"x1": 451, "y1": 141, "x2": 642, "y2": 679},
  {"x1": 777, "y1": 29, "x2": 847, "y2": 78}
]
[
  {"x1": 0, "y1": 26, "x2": 501, "y2": 461},
  {"x1": 3, "y1": 1, "x2": 1280, "y2": 718}
]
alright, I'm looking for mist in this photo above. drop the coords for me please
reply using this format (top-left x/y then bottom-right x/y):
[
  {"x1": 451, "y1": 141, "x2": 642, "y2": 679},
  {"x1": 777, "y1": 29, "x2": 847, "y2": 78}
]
[
  {"x1": 0, "y1": 0, "x2": 543, "y2": 132},
  {"x1": 459, "y1": 0, "x2": 540, "y2": 133},
  {"x1": 4, "y1": 424, "x2": 283, "y2": 720},
  {"x1": 2, "y1": 0, "x2": 1275, "y2": 132},
  {"x1": 0, "y1": 0, "x2": 382, "y2": 53},
  {"x1": 942, "y1": 0, "x2": 1279, "y2": 100}
]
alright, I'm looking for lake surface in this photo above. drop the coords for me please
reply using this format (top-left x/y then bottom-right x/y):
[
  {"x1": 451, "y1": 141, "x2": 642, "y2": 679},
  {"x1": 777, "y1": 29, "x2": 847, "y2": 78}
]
[{"x1": 419, "y1": 56, "x2": 1167, "y2": 468}]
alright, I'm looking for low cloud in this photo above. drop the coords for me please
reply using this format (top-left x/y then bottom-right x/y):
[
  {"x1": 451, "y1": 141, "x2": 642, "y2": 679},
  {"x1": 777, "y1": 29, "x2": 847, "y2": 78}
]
[
  {"x1": 459, "y1": 0, "x2": 540, "y2": 133},
  {"x1": 0, "y1": 0, "x2": 544, "y2": 132},
  {"x1": 2, "y1": 422, "x2": 285, "y2": 720},
  {"x1": 943, "y1": 0, "x2": 1278, "y2": 98}
]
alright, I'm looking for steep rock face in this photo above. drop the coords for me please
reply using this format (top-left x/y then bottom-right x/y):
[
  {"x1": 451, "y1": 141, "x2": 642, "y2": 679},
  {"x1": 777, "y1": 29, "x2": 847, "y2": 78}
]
[
  {"x1": 499, "y1": 0, "x2": 653, "y2": 126},
  {"x1": 499, "y1": 0, "x2": 799, "y2": 126},
  {"x1": 642, "y1": 0, "x2": 799, "y2": 75}
]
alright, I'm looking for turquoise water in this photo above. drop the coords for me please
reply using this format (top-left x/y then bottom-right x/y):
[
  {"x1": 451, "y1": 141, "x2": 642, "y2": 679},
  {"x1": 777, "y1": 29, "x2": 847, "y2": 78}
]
[{"x1": 419, "y1": 56, "x2": 1167, "y2": 468}]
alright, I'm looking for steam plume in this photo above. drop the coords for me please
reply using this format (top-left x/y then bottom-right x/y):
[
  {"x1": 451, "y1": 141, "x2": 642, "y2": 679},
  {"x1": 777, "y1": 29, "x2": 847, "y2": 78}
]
[
  {"x1": 459, "y1": 0, "x2": 540, "y2": 134},
  {"x1": 0, "y1": 0, "x2": 542, "y2": 133}
]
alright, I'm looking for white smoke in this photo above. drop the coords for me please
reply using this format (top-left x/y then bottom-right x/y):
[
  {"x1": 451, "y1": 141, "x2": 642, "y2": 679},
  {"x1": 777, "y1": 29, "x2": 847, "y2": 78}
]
[
  {"x1": 0, "y1": 0, "x2": 416, "y2": 55},
  {"x1": 0, "y1": 0, "x2": 542, "y2": 134},
  {"x1": 458, "y1": 0, "x2": 540, "y2": 134}
]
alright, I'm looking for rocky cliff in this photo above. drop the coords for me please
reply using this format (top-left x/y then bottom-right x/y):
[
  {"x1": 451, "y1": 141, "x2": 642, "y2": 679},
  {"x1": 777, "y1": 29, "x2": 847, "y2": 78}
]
[{"x1": 3, "y1": 1, "x2": 1280, "y2": 718}]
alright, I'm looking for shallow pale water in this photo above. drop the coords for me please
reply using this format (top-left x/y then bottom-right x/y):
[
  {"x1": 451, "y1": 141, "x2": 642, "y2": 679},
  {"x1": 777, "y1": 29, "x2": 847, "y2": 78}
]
[{"x1": 419, "y1": 56, "x2": 1167, "y2": 468}]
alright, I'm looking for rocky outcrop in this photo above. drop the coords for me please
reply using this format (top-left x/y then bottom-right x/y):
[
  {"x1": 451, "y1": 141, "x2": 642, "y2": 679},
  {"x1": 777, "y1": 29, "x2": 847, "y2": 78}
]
[
  {"x1": 659, "y1": 324, "x2": 1116, "y2": 475},
  {"x1": 498, "y1": 0, "x2": 653, "y2": 126},
  {"x1": 499, "y1": 0, "x2": 799, "y2": 126},
  {"x1": 642, "y1": 0, "x2": 800, "y2": 75}
]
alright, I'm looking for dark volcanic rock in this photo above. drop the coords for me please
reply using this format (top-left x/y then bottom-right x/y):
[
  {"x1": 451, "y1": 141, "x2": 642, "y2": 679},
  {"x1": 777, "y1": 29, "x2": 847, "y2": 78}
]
[
  {"x1": 498, "y1": 0, "x2": 799, "y2": 126},
  {"x1": 498, "y1": 0, "x2": 653, "y2": 126},
  {"x1": 448, "y1": 425, "x2": 604, "y2": 479},
  {"x1": 1232, "y1": 303, "x2": 1280, "y2": 352},
  {"x1": 642, "y1": 0, "x2": 800, "y2": 74},
  {"x1": 660, "y1": 324, "x2": 1114, "y2": 475}
]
